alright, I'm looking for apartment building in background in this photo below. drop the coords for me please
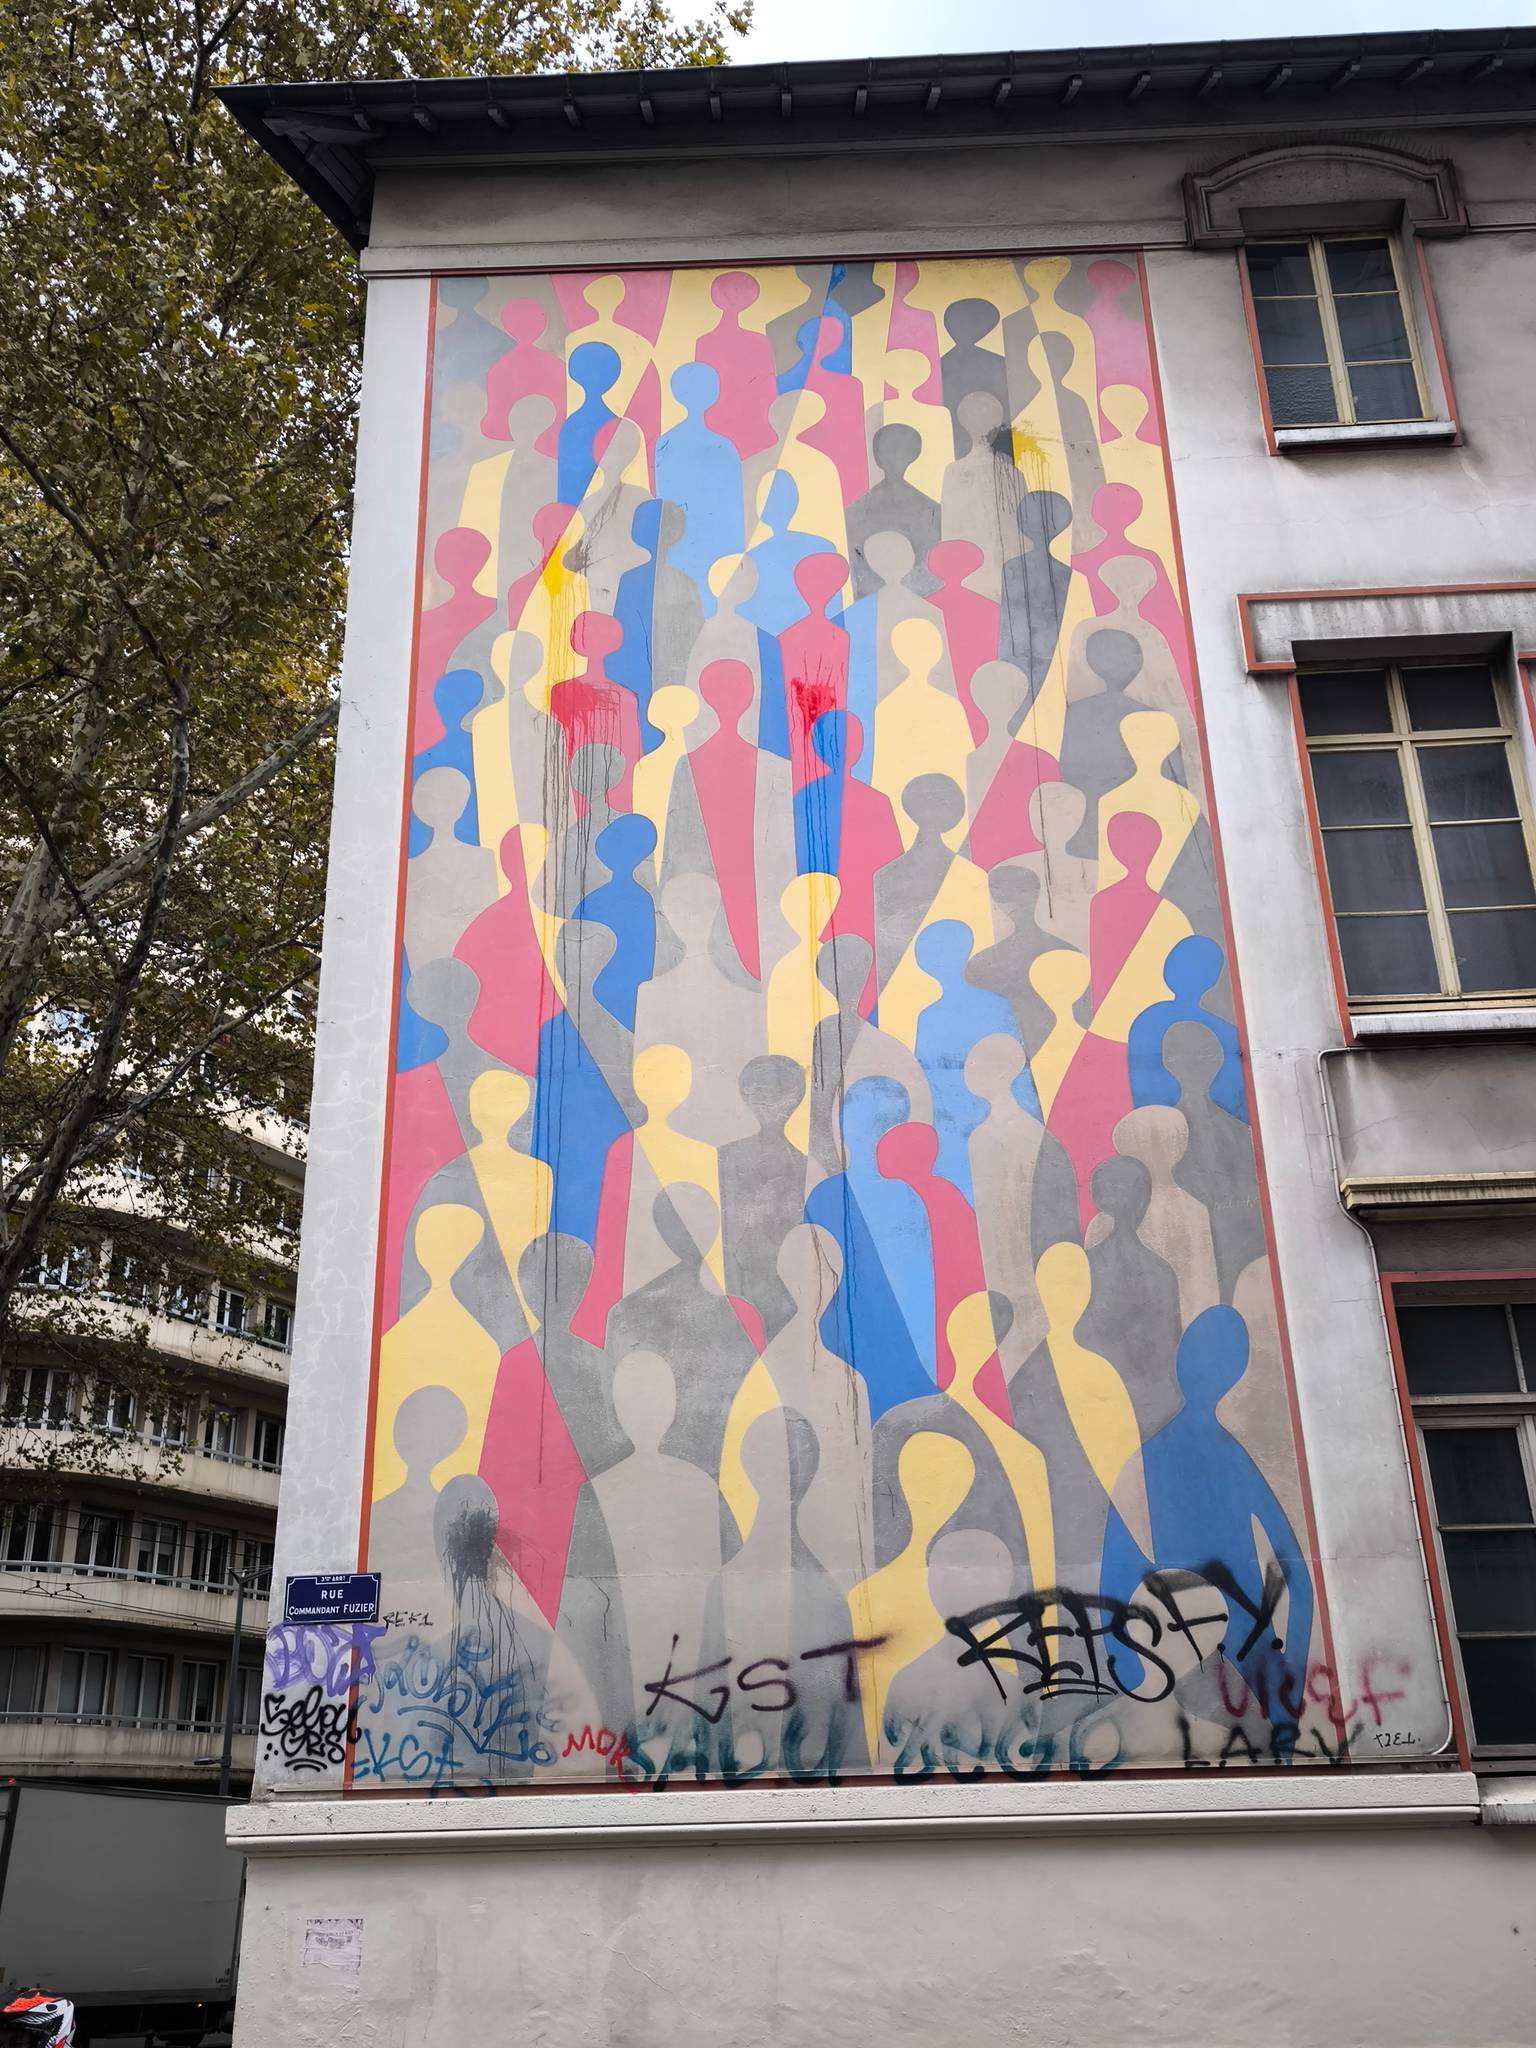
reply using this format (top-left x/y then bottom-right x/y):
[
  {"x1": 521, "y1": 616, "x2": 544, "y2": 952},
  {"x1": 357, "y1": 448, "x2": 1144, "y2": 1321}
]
[
  {"x1": 0, "y1": 1101, "x2": 299, "y2": 1791},
  {"x1": 219, "y1": 29, "x2": 1536, "y2": 2045}
]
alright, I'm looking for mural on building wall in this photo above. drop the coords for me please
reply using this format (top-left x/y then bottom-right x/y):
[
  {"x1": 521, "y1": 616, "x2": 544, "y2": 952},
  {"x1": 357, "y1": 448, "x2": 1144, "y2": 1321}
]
[{"x1": 262, "y1": 255, "x2": 1390, "y2": 1793}]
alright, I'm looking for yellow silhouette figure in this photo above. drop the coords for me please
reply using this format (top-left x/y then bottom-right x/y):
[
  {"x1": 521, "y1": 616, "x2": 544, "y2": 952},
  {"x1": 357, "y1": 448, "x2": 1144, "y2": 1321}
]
[
  {"x1": 717, "y1": 1358, "x2": 779, "y2": 1543},
  {"x1": 512, "y1": 505, "x2": 590, "y2": 700},
  {"x1": 847, "y1": 1431, "x2": 977, "y2": 1757},
  {"x1": 571, "y1": 276, "x2": 652, "y2": 419},
  {"x1": 1023, "y1": 256, "x2": 1100, "y2": 420},
  {"x1": 1097, "y1": 712, "x2": 1201, "y2": 887},
  {"x1": 946, "y1": 1293, "x2": 1055, "y2": 1596},
  {"x1": 1028, "y1": 949, "x2": 1091, "y2": 1113},
  {"x1": 1035, "y1": 1243, "x2": 1149, "y2": 1550},
  {"x1": 454, "y1": 455, "x2": 515, "y2": 600},
  {"x1": 373, "y1": 1205, "x2": 500, "y2": 1499},
  {"x1": 465, "y1": 1072, "x2": 552, "y2": 1331},
  {"x1": 880, "y1": 348, "x2": 951, "y2": 501},
  {"x1": 632, "y1": 1043, "x2": 723, "y2": 1279},
  {"x1": 765, "y1": 873, "x2": 839, "y2": 1147},
  {"x1": 779, "y1": 391, "x2": 847, "y2": 550},
  {"x1": 631, "y1": 683, "x2": 699, "y2": 860},
  {"x1": 874, "y1": 620, "x2": 973, "y2": 838},
  {"x1": 1091, "y1": 901, "x2": 1194, "y2": 1043},
  {"x1": 1099, "y1": 384, "x2": 1176, "y2": 573},
  {"x1": 876, "y1": 865, "x2": 993, "y2": 1051}
]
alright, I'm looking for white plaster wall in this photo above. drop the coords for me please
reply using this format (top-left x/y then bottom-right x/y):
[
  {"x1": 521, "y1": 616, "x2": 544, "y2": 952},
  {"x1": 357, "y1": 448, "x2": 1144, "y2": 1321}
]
[{"x1": 236, "y1": 1813, "x2": 1536, "y2": 2048}]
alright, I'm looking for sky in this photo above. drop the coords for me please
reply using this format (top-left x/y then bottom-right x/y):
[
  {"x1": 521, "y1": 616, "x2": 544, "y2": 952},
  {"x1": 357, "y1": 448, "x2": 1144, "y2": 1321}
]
[{"x1": 731, "y1": 0, "x2": 1535, "y2": 63}]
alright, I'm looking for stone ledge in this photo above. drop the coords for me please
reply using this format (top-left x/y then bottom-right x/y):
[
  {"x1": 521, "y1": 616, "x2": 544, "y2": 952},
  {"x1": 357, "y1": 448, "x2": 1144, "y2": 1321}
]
[{"x1": 230, "y1": 1771, "x2": 1479, "y2": 1855}]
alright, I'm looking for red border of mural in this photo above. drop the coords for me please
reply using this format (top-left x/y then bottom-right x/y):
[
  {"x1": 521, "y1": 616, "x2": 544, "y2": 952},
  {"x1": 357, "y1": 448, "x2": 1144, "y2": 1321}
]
[{"x1": 337, "y1": 249, "x2": 1343, "y2": 1793}]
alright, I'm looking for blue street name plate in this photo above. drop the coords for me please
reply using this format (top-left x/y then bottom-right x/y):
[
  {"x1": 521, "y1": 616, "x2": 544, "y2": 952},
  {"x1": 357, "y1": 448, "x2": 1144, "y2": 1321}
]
[{"x1": 283, "y1": 1572, "x2": 381, "y2": 1625}]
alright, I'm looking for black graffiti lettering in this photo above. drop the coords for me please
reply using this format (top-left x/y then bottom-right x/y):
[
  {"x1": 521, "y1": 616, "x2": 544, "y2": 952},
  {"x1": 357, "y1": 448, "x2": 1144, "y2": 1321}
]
[
  {"x1": 1193, "y1": 1558, "x2": 1289, "y2": 1661},
  {"x1": 797, "y1": 1634, "x2": 889, "y2": 1702},
  {"x1": 946, "y1": 1589, "x2": 1178, "y2": 1705},
  {"x1": 260, "y1": 1685, "x2": 350, "y2": 1772},
  {"x1": 738, "y1": 1657, "x2": 796, "y2": 1713},
  {"x1": 643, "y1": 1639, "x2": 733, "y2": 1724}
]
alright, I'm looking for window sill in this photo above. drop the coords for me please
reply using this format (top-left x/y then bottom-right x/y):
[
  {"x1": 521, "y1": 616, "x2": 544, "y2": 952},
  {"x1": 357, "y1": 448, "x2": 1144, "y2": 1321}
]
[
  {"x1": 1275, "y1": 419, "x2": 1459, "y2": 453},
  {"x1": 1351, "y1": 1005, "x2": 1536, "y2": 1041}
]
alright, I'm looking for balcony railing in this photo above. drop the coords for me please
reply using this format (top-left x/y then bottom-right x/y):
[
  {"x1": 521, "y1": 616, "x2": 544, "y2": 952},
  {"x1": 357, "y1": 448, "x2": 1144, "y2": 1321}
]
[{"x1": 0, "y1": 1556, "x2": 272, "y2": 1600}]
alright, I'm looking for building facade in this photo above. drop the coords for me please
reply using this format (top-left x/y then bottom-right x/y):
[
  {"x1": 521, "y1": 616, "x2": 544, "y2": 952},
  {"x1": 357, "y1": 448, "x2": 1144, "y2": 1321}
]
[
  {"x1": 0, "y1": 1109, "x2": 298, "y2": 1790},
  {"x1": 225, "y1": 31, "x2": 1536, "y2": 2044}
]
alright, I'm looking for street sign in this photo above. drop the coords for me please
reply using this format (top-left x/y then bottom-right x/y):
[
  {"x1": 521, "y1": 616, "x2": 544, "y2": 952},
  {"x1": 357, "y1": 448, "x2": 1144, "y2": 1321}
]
[{"x1": 282, "y1": 1572, "x2": 381, "y2": 1625}]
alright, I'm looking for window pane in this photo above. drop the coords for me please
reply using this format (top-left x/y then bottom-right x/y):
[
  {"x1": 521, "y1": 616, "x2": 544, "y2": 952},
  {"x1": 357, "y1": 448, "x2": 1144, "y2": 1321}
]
[
  {"x1": 1348, "y1": 360, "x2": 1422, "y2": 422},
  {"x1": 1310, "y1": 749, "x2": 1409, "y2": 825},
  {"x1": 1334, "y1": 293, "x2": 1410, "y2": 360},
  {"x1": 1459, "y1": 1637, "x2": 1536, "y2": 1746},
  {"x1": 1425, "y1": 1427, "x2": 1531, "y2": 1525},
  {"x1": 1449, "y1": 909, "x2": 1536, "y2": 994},
  {"x1": 1321, "y1": 827, "x2": 1425, "y2": 913},
  {"x1": 1433, "y1": 823, "x2": 1536, "y2": 909},
  {"x1": 1513, "y1": 1306, "x2": 1536, "y2": 1385},
  {"x1": 1324, "y1": 239, "x2": 1397, "y2": 293},
  {"x1": 1419, "y1": 742, "x2": 1519, "y2": 822},
  {"x1": 1400, "y1": 1304, "x2": 1519, "y2": 1397},
  {"x1": 1335, "y1": 913, "x2": 1440, "y2": 997},
  {"x1": 1247, "y1": 243, "x2": 1315, "y2": 295},
  {"x1": 1298, "y1": 671, "x2": 1392, "y2": 736},
  {"x1": 1443, "y1": 1531, "x2": 1536, "y2": 1632},
  {"x1": 1253, "y1": 294, "x2": 1329, "y2": 366},
  {"x1": 1402, "y1": 667, "x2": 1500, "y2": 733},
  {"x1": 1264, "y1": 364, "x2": 1339, "y2": 427}
]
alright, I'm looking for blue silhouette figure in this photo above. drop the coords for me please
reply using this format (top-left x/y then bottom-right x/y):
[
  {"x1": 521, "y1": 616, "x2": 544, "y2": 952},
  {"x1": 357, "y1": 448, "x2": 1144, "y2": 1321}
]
[
  {"x1": 804, "y1": 1077, "x2": 935, "y2": 1420},
  {"x1": 777, "y1": 282, "x2": 853, "y2": 393},
  {"x1": 407, "y1": 670, "x2": 483, "y2": 855},
  {"x1": 571, "y1": 815, "x2": 658, "y2": 1031},
  {"x1": 913, "y1": 921, "x2": 1036, "y2": 1198},
  {"x1": 529, "y1": 1010, "x2": 629, "y2": 1247},
  {"x1": 1099, "y1": 1306, "x2": 1315, "y2": 1710},
  {"x1": 738, "y1": 473, "x2": 836, "y2": 759},
  {"x1": 654, "y1": 363, "x2": 744, "y2": 600},
  {"x1": 794, "y1": 710, "x2": 849, "y2": 878},
  {"x1": 1128, "y1": 936, "x2": 1247, "y2": 1122},
  {"x1": 395, "y1": 954, "x2": 449, "y2": 1072},
  {"x1": 556, "y1": 341, "x2": 622, "y2": 507},
  {"x1": 610, "y1": 500, "x2": 665, "y2": 755}
]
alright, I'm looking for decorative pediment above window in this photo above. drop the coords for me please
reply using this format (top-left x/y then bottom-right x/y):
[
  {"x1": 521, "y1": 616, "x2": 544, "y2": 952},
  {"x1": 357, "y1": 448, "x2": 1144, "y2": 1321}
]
[{"x1": 1184, "y1": 141, "x2": 1468, "y2": 248}]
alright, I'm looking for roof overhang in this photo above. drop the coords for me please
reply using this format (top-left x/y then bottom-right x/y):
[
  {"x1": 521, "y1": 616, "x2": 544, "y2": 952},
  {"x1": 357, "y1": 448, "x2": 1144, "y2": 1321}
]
[{"x1": 217, "y1": 27, "x2": 1536, "y2": 251}]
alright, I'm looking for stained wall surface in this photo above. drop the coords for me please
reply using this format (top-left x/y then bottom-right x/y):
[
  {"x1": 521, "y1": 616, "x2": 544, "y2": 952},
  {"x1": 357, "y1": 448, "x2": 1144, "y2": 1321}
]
[{"x1": 257, "y1": 253, "x2": 1363, "y2": 1794}]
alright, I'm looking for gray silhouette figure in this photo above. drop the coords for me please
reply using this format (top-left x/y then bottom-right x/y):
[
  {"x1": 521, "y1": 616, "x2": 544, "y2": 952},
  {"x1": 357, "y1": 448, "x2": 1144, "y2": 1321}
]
[
  {"x1": 369, "y1": 1386, "x2": 470, "y2": 1590},
  {"x1": 517, "y1": 1232, "x2": 625, "y2": 1478},
  {"x1": 847, "y1": 425, "x2": 941, "y2": 598},
  {"x1": 1038, "y1": 330, "x2": 1107, "y2": 513},
  {"x1": 809, "y1": 934, "x2": 929, "y2": 1170},
  {"x1": 720, "y1": 1055, "x2": 809, "y2": 1342},
  {"x1": 939, "y1": 300, "x2": 1011, "y2": 455},
  {"x1": 1000, "y1": 490, "x2": 1074, "y2": 708},
  {"x1": 965, "y1": 862, "x2": 1060, "y2": 1056},
  {"x1": 873, "y1": 774, "x2": 967, "y2": 994},
  {"x1": 1082, "y1": 1156, "x2": 1183, "y2": 1434},
  {"x1": 1164, "y1": 1023, "x2": 1267, "y2": 1300},
  {"x1": 406, "y1": 956, "x2": 500, "y2": 1139},
  {"x1": 546, "y1": 739, "x2": 630, "y2": 920},
  {"x1": 1060, "y1": 629, "x2": 1143, "y2": 857}
]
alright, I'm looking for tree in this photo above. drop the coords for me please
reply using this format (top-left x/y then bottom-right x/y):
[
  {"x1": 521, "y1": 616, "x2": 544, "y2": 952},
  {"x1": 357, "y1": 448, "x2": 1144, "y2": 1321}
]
[{"x1": 0, "y1": 0, "x2": 747, "y2": 1489}]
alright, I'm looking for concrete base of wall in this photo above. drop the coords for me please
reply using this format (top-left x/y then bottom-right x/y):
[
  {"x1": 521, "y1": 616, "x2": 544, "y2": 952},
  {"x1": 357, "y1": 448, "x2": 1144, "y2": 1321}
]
[{"x1": 231, "y1": 1778, "x2": 1536, "y2": 2047}]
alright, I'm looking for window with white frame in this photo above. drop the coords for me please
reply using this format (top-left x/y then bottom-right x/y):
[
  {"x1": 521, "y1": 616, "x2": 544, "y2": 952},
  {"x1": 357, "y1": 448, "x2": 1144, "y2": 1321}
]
[
  {"x1": 216, "y1": 1285, "x2": 248, "y2": 1337},
  {"x1": 1400, "y1": 1299, "x2": 1536, "y2": 1756},
  {"x1": 145, "y1": 1396, "x2": 189, "y2": 1447},
  {"x1": 202, "y1": 1404, "x2": 242, "y2": 1461},
  {"x1": 188, "y1": 1526, "x2": 233, "y2": 1591},
  {"x1": 4, "y1": 1366, "x2": 74, "y2": 1428},
  {"x1": 177, "y1": 1658, "x2": 220, "y2": 1729},
  {"x1": 134, "y1": 1517, "x2": 183, "y2": 1583},
  {"x1": 0, "y1": 1645, "x2": 44, "y2": 1716},
  {"x1": 1246, "y1": 235, "x2": 1429, "y2": 427},
  {"x1": 251, "y1": 1413, "x2": 284, "y2": 1473},
  {"x1": 2, "y1": 1503, "x2": 59, "y2": 1569},
  {"x1": 118, "y1": 1652, "x2": 167, "y2": 1725},
  {"x1": 56, "y1": 1647, "x2": 112, "y2": 1722},
  {"x1": 74, "y1": 1508, "x2": 123, "y2": 1576},
  {"x1": 93, "y1": 1382, "x2": 137, "y2": 1436},
  {"x1": 261, "y1": 1299, "x2": 293, "y2": 1350},
  {"x1": 240, "y1": 1535, "x2": 275, "y2": 1594},
  {"x1": 1300, "y1": 660, "x2": 1536, "y2": 1004}
]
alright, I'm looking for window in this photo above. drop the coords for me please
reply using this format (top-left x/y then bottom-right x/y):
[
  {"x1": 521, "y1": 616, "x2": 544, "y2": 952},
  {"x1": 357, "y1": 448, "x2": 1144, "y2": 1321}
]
[
  {"x1": 107, "y1": 1244, "x2": 157, "y2": 1307},
  {"x1": 118, "y1": 1653, "x2": 167, "y2": 1725},
  {"x1": 216, "y1": 1286, "x2": 247, "y2": 1337},
  {"x1": 4, "y1": 1367, "x2": 74, "y2": 1428},
  {"x1": 93, "y1": 1383, "x2": 137, "y2": 1436},
  {"x1": 177, "y1": 1659, "x2": 220, "y2": 1730},
  {"x1": 57, "y1": 1648, "x2": 112, "y2": 1722},
  {"x1": 18, "y1": 1240, "x2": 91, "y2": 1291},
  {"x1": 0, "y1": 1645, "x2": 44, "y2": 1716},
  {"x1": 74, "y1": 1509, "x2": 123, "y2": 1576},
  {"x1": 3, "y1": 1504, "x2": 58, "y2": 1569},
  {"x1": 165, "y1": 1271, "x2": 209, "y2": 1324},
  {"x1": 202, "y1": 1405, "x2": 242, "y2": 1461},
  {"x1": 240, "y1": 1535, "x2": 275, "y2": 1595},
  {"x1": 134, "y1": 1517, "x2": 183, "y2": 1583},
  {"x1": 1400, "y1": 1300, "x2": 1536, "y2": 1755},
  {"x1": 189, "y1": 1527, "x2": 233, "y2": 1591},
  {"x1": 1247, "y1": 236, "x2": 1427, "y2": 427},
  {"x1": 1300, "y1": 661, "x2": 1536, "y2": 1004},
  {"x1": 145, "y1": 1397, "x2": 189, "y2": 1448},
  {"x1": 261, "y1": 1299, "x2": 293, "y2": 1351},
  {"x1": 251, "y1": 1414, "x2": 284, "y2": 1473},
  {"x1": 235, "y1": 1665, "x2": 261, "y2": 1733}
]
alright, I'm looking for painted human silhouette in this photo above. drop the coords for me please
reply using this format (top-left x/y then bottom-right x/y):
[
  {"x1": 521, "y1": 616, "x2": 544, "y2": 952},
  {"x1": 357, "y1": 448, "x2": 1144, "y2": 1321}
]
[{"x1": 1128, "y1": 935, "x2": 1246, "y2": 1121}]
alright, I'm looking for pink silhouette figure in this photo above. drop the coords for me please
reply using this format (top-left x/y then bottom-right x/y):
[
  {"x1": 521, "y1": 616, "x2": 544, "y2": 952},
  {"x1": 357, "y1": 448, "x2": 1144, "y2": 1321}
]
[
  {"x1": 802, "y1": 316, "x2": 869, "y2": 503},
  {"x1": 821, "y1": 714, "x2": 901, "y2": 1017},
  {"x1": 886, "y1": 262, "x2": 943, "y2": 402},
  {"x1": 968, "y1": 740, "x2": 1059, "y2": 870},
  {"x1": 1082, "y1": 260, "x2": 1151, "y2": 434},
  {"x1": 505, "y1": 501, "x2": 575, "y2": 629},
  {"x1": 698, "y1": 275, "x2": 777, "y2": 458},
  {"x1": 380, "y1": 1064, "x2": 465, "y2": 1335},
  {"x1": 479, "y1": 1336, "x2": 588, "y2": 1625},
  {"x1": 780, "y1": 553, "x2": 850, "y2": 794},
  {"x1": 481, "y1": 300, "x2": 566, "y2": 448},
  {"x1": 877, "y1": 1124, "x2": 1009, "y2": 1417},
  {"x1": 1048, "y1": 1032, "x2": 1135, "y2": 1232},
  {"x1": 570, "y1": 1133, "x2": 633, "y2": 1345},
  {"x1": 926, "y1": 540, "x2": 1000, "y2": 740},
  {"x1": 549, "y1": 612, "x2": 641, "y2": 804},
  {"x1": 1073, "y1": 484, "x2": 1193, "y2": 710},
  {"x1": 691, "y1": 660, "x2": 762, "y2": 977},
  {"x1": 415, "y1": 529, "x2": 496, "y2": 748},
  {"x1": 1089, "y1": 812, "x2": 1164, "y2": 1006},
  {"x1": 454, "y1": 826, "x2": 562, "y2": 1074}
]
